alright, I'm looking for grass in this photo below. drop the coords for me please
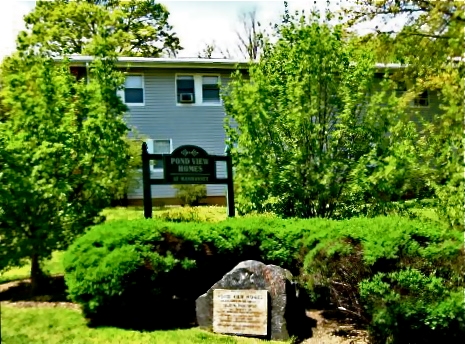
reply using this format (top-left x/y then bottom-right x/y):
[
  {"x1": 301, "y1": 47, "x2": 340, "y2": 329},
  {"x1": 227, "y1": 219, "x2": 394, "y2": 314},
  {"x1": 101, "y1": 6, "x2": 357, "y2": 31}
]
[
  {"x1": 1, "y1": 304, "x2": 284, "y2": 344},
  {"x1": 0, "y1": 251, "x2": 65, "y2": 284}
]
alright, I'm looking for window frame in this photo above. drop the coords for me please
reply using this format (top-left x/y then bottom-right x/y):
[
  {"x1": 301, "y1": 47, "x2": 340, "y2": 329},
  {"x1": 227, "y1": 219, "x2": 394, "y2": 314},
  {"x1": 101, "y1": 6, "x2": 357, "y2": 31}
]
[
  {"x1": 118, "y1": 74, "x2": 145, "y2": 107},
  {"x1": 410, "y1": 90, "x2": 430, "y2": 108},
  {"x1": 394, "y1": 82, "x2": 430, "y2": 109},
  {"x1": 146, "y1": 138, "x2": 173, "y2": 172},
  {"x1": 175, "y1": 73, "x2": 222, "y2": 106}
]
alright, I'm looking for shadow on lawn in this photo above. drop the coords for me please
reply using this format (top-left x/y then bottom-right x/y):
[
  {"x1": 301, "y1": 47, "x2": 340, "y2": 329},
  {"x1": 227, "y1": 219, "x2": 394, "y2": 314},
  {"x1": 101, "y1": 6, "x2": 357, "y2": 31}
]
[
  {"x1": 0, "y1": 275, "x2": 197, "y2": 331},
  {"x1": 85, "y1": 298, "x2": 198, "y2": 331},
  {"x1": 0, "y1": 275, "x2": 69, "y2": 302}
]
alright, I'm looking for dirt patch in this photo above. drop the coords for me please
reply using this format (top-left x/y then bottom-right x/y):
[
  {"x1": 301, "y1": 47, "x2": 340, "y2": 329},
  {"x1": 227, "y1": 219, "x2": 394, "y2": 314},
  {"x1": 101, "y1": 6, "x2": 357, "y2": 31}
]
[
  {"x1": 304, "y1": 310, "x2": 369, "y2": 344},
  {"x1": 1, "y1": 300, "x2": 80, "y2": 310}
]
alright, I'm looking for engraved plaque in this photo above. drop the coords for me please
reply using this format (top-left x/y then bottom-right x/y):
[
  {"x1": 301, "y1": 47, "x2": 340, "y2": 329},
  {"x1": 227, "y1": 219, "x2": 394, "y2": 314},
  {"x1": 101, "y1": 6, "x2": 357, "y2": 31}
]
[{"x1": 213, "y1": 289, "x2": 268, "y2": 336}]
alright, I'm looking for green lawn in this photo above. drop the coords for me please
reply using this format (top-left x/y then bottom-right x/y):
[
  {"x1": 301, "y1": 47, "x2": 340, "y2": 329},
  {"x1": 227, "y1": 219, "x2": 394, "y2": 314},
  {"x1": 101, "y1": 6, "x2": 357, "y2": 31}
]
[{"x1": 2, "y1": 304, "x2": 283, "y2": 344}]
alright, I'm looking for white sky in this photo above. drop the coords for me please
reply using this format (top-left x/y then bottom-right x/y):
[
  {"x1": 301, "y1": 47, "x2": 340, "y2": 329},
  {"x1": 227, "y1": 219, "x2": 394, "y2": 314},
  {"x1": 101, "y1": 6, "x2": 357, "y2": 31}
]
[{"x1": 0, "y1": 0, "x2": 404, "y2": 62}]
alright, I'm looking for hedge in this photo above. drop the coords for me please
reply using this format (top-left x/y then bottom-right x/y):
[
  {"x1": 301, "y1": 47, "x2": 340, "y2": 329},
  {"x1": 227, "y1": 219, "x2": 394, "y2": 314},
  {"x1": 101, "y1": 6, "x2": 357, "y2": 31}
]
[
  {"x1": 301, "y1": 216, "x2": 465, "y2": 343},
  {"x1": 63, "y1": 215, "x2": 464, "y2": 341}
]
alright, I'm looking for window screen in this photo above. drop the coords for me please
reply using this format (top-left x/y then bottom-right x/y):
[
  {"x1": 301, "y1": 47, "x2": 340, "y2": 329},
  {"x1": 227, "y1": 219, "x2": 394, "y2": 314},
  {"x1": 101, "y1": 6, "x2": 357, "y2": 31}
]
[
  {"x1": 153, "y1": 139, "x2": 171, "y2": 169},
  {"x1": 124, "y1": 75, "x2": 144, "y2": 103},
  {"x1": 202, "y1": 76, "x2": 220, "y2": 103}
]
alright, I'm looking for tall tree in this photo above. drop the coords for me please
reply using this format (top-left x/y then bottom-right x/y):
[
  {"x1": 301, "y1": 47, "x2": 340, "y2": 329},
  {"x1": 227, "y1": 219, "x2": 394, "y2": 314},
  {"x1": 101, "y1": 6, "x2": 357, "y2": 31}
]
[
  {"x1": 17, "y1": 0, "x2": 182, "y2": 57},
  {"x1": 344, "y1": 0, "x2": 464, "y2": 228},
  {"x1": 223, "y1": 10, "x2": 414, "y2": 218},
  {"x1": 236, "y1": 9, "x2": 261, "y2": 60},
  {"x1": 0, "y1": 40, "x2": 129, "y2": 292}
]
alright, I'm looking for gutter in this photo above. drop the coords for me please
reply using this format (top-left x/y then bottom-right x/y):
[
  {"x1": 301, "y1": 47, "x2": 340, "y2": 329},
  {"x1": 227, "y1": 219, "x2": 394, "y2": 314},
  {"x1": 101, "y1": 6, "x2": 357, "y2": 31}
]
[{"x1": 59, "y1": 55, "x2": 250, "y2": 70}]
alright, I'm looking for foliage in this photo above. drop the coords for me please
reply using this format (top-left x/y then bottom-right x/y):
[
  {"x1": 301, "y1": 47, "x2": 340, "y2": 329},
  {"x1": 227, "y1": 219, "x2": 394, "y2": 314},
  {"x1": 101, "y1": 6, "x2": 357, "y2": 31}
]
[
  {"x1": 223, "y1": 11, "x2": 417, "y2": 218},
  {"x1": 0, "y1": 251, "x2": 65, "y2": 284},
  {"x1": 302, "y1": 216, "x2": 465, "y2": 341},
  {"x1": 2, "y1": 305, "x2": 280, "y2": 344},
  {"x1": 174, "y1": 184, "x2": 207, "y2": 206},
  {"x1": 155, "y1": 206, "x2": 226, "y2": 223},
  {"x1": 0, "y1": 48, "x2": 129, "y2": 291},
  {"x1": 344, "y1": 1, "x2": 464, "y2": 228},
  {"x1": 360, "y1": 269, "x2": 465, "y2": 344},
  {"x1": 18, "y1": 0, "x2": 182, "y2": 57},
  {"x1": 111, "y1": 135, "x2": 146, "y2": 204},
  {"x1": 63, "y1": 216, "x2": 310, "y2": 326},
  {"x1": 63, "y1": 214, "x2": 461, "y2": 338}
]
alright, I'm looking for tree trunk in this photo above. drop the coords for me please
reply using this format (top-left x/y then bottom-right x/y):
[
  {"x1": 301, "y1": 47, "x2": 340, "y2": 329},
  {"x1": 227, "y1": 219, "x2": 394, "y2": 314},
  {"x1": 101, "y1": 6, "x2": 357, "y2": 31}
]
[{"x1": 30, "y1": 253, "x2": 45, "y2": 295}]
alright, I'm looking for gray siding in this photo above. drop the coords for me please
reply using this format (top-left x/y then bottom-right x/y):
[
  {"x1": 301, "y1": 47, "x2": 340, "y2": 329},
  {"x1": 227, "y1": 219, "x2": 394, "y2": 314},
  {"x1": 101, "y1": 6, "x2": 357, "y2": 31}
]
[
  {"x1": 125, "y1": 68, "x2": 233, "y2": 199},
  {"x1": 126, "y1": 69, "x2": 443, "y2": 200}
]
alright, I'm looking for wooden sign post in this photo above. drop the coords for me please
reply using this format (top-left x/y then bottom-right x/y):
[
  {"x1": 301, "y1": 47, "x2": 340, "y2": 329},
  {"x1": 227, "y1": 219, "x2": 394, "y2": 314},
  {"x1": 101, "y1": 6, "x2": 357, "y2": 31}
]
[{"x1": 142, "y1": 143, "x2": 235, "y2": 218}]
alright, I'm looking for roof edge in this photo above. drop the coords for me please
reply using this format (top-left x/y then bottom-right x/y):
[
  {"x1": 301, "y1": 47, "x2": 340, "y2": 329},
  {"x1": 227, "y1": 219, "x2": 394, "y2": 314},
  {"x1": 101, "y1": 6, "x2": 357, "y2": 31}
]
[{"x1": 59, "y1": 55, "x2": 250, "y2": 70}]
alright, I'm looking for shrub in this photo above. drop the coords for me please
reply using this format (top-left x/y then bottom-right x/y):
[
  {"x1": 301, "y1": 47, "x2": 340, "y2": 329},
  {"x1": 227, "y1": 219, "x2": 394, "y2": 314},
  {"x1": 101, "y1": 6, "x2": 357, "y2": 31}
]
[
  {"x1": 154, "y1": 206, "x2": 225, "y2": 223},
  {"x1": 63, "y1": 216, "x2": 312, "y2": 328},
  {"x1": 302, "y1": 216, "x2": 465, "y2": 342},
  {"x1": 174, "y1": 184, "x2": 207, "y2": 206},
  {"x1": 360, "y1": 269, "x2": 465, "y2": 344},
  {"x1": 64, "y1": 215, "x2": 463, "y2": 338}
]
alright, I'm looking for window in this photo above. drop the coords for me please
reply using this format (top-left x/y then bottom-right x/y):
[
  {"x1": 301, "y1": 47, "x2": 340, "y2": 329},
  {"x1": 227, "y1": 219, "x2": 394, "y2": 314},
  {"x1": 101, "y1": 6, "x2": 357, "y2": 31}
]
[
  {"x1": 176, "y1": 75, "x2": 195, "y2": 103},
  {"x1": 152, "y1": 139, "x2": 171, "y2": 170},
  {"x1": 412, "y1": 90, "x2": 429, "y2": 107},
  {"x1": 118, "y1": 75, "x2": 144, "y2": 105},
  {"x1": 395, "y1": 83, "x2": 429, "y2": 108},
  {"x1": 176, "y1": 74, "x2": 221, "y2": 105},
  {"x1": 395, "y1": 82, "x2": 407, "y2": 98},
  {"x1": 202, "y1": 76, "x2": 220, "y2": 103}
]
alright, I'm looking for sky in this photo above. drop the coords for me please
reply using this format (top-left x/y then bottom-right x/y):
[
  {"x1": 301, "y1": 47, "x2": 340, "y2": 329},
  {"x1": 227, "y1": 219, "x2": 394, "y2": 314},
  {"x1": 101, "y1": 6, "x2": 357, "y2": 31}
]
[{"x1": 0, "y1": 0, "x2": 404, "y2": 61}]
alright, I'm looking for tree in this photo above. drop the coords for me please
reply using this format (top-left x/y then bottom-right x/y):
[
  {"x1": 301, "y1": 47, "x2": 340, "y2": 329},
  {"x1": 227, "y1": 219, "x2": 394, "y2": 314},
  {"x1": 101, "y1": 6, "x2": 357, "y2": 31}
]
[
  {"x1": 197, "y1": 41, "x2": 233, "y2": 59},
  {"x1": 236, "y1": 9, "x2": 261, "y2": 60},
  {"x1": 17, "y1": 0, "x2": 182, "y2": 57},
  {"x1": 223, "y1": 11, "x2": 414, "y2": 218},
  {"x1": 344, "y1": 0, "x2": 464, "y2": 228},
  {"x1": 0, "y1": 47, "x2": 129, "y2": 292}
]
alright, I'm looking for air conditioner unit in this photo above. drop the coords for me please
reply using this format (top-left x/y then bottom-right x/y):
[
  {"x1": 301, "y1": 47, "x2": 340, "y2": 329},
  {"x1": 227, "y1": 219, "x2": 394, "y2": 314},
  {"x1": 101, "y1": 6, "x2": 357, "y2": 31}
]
[{"x1": 179, "y1": 93, "x2": 194, "y2": 103}]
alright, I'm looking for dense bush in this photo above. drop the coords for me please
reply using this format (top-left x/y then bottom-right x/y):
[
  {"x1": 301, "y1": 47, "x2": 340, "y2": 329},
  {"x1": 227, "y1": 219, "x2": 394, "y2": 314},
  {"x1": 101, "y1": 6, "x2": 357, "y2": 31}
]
[
  {"x1": 174, "y1": 184, "x2": 207, "y2": 206},
  {"x1": 154, "y1": 206, "x2": 225, "y2": 223},
  {"x1": 63, "y1": 216, "x2": 311, "y2": 328},
  {"x1": 64, "y1": 215, "x2": 464, "y2": 339},
  {"x1": 360, "y1": 269, "x2": 465, "y2": 344},
  {"x1": 302, "y1": 217, "x2": 465, "y2": 343}
]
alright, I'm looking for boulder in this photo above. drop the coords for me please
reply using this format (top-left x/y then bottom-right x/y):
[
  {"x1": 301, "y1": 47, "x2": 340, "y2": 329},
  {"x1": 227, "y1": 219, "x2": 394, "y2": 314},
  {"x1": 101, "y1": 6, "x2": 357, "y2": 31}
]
[{"x1": 195, "y1": 260, "x2": 311, "y2": 341}]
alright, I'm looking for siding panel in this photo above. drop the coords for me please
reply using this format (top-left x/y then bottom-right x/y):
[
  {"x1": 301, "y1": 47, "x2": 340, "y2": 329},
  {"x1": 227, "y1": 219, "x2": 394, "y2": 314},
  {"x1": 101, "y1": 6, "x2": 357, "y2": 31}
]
[{"x1": 126, "y1": 68, "x2": 233, "y2": 199}]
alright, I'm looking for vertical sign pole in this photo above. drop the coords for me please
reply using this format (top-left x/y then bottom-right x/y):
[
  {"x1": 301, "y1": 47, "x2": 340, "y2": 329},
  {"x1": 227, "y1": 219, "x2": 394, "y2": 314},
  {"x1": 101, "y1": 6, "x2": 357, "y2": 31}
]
[
  {"x1": 142, "y1": 142, "x2": 152, "y2": 219},
  {"x1": 226, "y1": 149, "x2": 235, "y2": 217}
]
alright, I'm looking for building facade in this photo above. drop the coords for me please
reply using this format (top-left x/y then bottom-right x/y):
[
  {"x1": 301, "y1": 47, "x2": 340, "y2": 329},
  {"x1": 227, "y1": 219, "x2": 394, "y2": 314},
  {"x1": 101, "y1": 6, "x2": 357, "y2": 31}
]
[
  {"x1": 69, "y1": 57, "x2": 441, "y2": 205},
  {"x1": 70, "y1": 56, "x2": 248, "y2": 205}
]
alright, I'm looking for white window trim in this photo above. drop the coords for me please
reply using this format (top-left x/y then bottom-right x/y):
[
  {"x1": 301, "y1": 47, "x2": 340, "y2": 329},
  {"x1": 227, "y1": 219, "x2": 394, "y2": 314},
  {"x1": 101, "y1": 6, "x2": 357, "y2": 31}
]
[
  {"x1": 146, "y1": 138, "x2": 173, "y2": 172},
  {"x1": 175, "y1": 73, "x2": 222, "y2": 106},
  {"x1": 117, "y1": 74, "x2": 145, "y2": 107}
]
